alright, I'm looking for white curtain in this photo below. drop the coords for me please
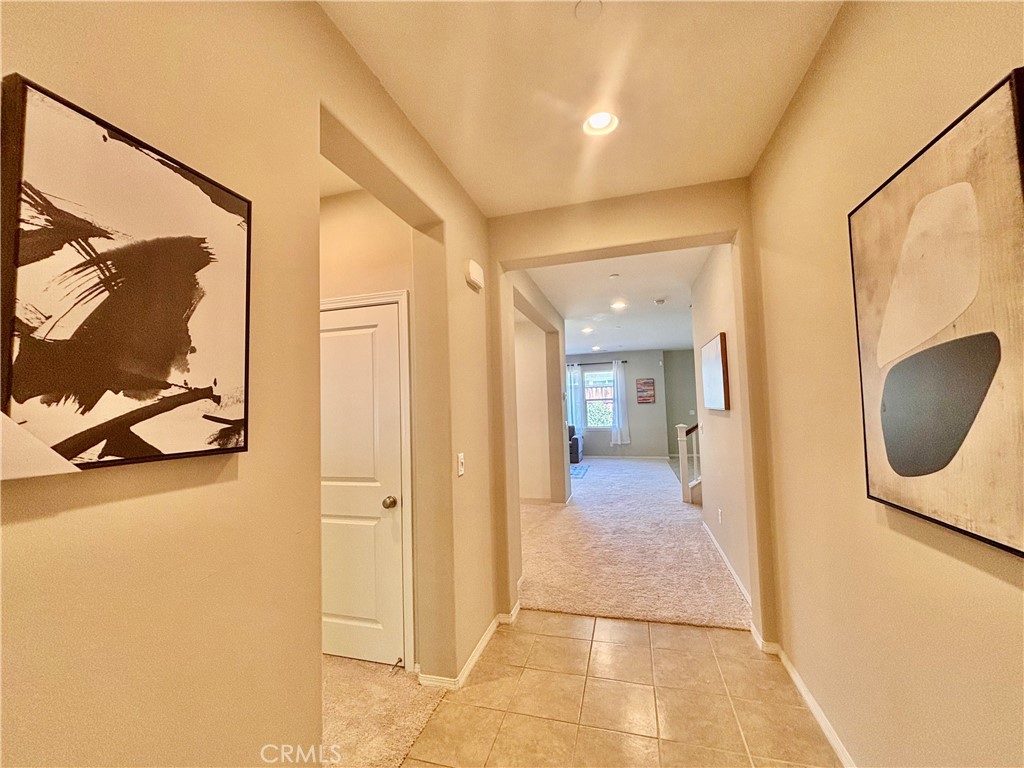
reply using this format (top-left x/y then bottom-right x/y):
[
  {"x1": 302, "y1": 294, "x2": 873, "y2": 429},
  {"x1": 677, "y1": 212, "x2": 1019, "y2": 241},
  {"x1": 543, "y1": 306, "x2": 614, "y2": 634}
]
[
  {"x1": 565, "y1": 363, "x2": 586, "y2": 435},
  {"x1": 610, "y1": 360, "x2": 631, "y2": 445}
]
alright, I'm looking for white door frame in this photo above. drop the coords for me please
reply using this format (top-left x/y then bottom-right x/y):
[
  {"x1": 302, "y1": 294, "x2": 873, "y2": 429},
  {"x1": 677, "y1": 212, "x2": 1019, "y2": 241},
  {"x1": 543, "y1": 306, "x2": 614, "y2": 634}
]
[{"x1": 320, "y1": 290, "x2": 414, "y2": 670}]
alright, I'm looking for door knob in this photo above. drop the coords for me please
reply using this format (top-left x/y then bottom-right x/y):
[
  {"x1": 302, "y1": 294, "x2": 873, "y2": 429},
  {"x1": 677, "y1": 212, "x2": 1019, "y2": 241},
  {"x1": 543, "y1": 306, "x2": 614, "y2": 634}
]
[{"x1": 382, "y1": 495, "x2": 398, "y2": 510}]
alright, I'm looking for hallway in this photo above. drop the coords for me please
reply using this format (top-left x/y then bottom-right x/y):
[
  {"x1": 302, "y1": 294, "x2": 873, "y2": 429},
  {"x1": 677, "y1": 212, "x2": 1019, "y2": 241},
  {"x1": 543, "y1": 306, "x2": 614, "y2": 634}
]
[
  {"x1": 405, "y1": 611, "x2": 838, "y2": 767},
  {"x1": 519, "y1": 458, "x2": 751, "y2": 629}
]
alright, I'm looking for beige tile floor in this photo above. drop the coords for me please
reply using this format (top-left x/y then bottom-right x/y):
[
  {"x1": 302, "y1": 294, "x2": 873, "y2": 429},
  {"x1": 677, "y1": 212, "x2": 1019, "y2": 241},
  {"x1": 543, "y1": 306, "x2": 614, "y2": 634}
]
[{"x1": 405, "y1": 610, "x2": 839, "y2": 768}]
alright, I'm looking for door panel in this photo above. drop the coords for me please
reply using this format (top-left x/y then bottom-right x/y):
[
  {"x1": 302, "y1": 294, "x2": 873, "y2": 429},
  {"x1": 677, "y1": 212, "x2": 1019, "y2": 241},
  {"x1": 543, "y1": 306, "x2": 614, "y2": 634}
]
[{"x1": 320, "y1": 303, "x2": 404, "y2": 664}]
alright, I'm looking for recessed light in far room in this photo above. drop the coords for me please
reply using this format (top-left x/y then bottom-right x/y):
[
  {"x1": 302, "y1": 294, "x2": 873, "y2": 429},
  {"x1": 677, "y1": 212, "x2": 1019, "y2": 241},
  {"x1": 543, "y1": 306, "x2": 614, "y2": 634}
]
[
  {"x1": 610, "y1": 300, "x2": 627, "y2": 311},
  {"x1": 592, "y1": 345, "x2": 602, "y2": 351},
  {"x1": 583, "y1": 111, "x2": 619, "y2": 136},
  {"x1": 582, "y1": 327, "x2": 594, "y2": 334}
]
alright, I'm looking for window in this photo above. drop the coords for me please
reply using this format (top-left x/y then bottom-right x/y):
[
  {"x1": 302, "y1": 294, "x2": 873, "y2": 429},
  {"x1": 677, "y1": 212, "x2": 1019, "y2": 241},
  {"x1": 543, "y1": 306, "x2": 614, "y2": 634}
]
[{"x1": 584, "y1": 370, "x2": 615, "y2": 428}]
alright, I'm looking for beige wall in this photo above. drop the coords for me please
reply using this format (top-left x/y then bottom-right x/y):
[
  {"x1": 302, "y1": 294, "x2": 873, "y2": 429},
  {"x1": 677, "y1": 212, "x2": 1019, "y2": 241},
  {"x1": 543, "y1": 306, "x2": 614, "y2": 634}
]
[
  {"x1": 691, "y1": 244, "x2": 752, "y2": 596},
  {"x1": 489, "y1": 182, "x2": 774, "y2": 637},
  {"x1": 749, "y1": 3, "x2": 1024, "y2": 766},
  {"x1": 664, "y1": 350, "x2": 698, "y2": 456},
  {"x1": 566, "y1": 350, "x2": 670, "y2": 458},
  {"x1": 0, "y1": 3, "x2": 501, "y2": 764},
  {"x1": 494, "y1": 270, "x2": 569, "y2": 604},
  {"x1": 514, "y1": 321, "x2": 551, "y2": 500},
  {"x1": 320, "y1": 189, "x2": 412, "y2": 298}
]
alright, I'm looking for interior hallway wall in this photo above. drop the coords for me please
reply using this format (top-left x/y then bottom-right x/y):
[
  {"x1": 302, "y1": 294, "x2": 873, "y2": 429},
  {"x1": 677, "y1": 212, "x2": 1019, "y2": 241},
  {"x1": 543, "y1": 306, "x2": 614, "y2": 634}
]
[
  {"x1": 566, "y1": 350, "x2": 669, "y2": 458},
  {"x1": 749, "y1": 3, "x2": 1024, "y2": 765},
  {"x1": 0, "y1": 4, "x2": 500, "y2": 764},
  {"x1": 691, "y1": 245, "x2": 752, "y2": 597},
  {"x1": 663, "y1": 349, "x2": 698, "y2": 457},
  {"x1": 514, "y1": 320, "x2": 551, "y2": 500},
  {"x1": 320, "y1": 189, "x2": 412, "y2": 297},
  {"x1": 494, "y1": 270, "x2": 569, "y2": 607}
]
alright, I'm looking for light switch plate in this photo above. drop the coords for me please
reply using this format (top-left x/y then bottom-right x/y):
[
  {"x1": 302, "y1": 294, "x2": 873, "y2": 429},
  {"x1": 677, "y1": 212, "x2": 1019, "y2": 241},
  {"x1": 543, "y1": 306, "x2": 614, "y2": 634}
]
[{"x1": 457, "y1": 452, "x2": 465, "y2": 477}]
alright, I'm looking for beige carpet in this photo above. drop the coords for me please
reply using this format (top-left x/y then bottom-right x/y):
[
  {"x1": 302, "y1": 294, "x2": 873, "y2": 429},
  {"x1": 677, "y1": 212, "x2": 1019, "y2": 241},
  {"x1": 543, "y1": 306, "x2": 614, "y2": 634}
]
[
  {"x1": 520, "y1": 457, "x2": 751, "y2": 629},
  {"x1": 322, "y1": 655, "x2": 443, "y2": 768}
]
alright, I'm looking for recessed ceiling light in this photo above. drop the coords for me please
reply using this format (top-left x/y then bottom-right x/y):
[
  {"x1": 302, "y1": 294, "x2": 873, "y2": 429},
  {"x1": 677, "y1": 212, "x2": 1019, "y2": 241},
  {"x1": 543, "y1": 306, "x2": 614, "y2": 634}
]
[
  {"x1": 583, "y1": 111, "x2": 619, "y2": 136},
  {"x1": 592, "y1": 345, "x2": 602, "y2": 351},
  {"x1": 610, "y1": 300, "x2": 627, "y2": 311},
  {"x1": 581, "y1": 327, "x2": 594, "y2": 334}
]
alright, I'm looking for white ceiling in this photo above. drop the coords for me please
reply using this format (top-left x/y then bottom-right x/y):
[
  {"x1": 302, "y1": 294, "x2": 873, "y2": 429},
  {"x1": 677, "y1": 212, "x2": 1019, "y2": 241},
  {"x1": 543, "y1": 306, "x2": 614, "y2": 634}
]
[
  {"x1": 321, "y1": 2, "x2": 840, "y2": 216},
  {"x1": 319, "y1": 155, "x2": 361, "y2": 198},
  {"x1": 526, "y1": 247, "x2": 713, "y2": 356}
]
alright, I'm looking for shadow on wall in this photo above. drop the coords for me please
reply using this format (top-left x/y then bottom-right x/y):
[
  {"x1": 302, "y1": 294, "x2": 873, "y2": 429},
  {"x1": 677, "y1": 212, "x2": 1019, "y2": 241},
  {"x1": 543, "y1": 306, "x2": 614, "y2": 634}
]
[
  {"x1": 880, "y1": 505, "x2": 1024, "y2": 587},
  {"x1": 0, "y1": 453, "x2": 239, "y2": 525}
]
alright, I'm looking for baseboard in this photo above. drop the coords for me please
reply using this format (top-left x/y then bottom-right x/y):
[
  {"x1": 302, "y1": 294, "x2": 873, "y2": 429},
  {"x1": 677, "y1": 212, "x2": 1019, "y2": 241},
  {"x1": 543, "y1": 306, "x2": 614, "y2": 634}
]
[
  {"x1": 701, "y1": 521, "x2": 752, "y2": 605},
  {"x1": 498, "y1": 601, "x2": 520, "y2": 624},
  {"x1": 749, "y1": 621, "x2": 780, "y2": 656},
  {"x1": 745, "y1": 622, "x2": 853, "y2": 766},
  {"x1": 520, "y1": 497, "x2": 551, "y2": 504},
  {"x1": 418, "y1": 614, "x2": 500, "y2": 691},
  {"x1": 417, "y1": 672, "x2": 459, "y2": 689},
  {"x1": 778, "y1": 649, "x2": 856, "y2": 768}
]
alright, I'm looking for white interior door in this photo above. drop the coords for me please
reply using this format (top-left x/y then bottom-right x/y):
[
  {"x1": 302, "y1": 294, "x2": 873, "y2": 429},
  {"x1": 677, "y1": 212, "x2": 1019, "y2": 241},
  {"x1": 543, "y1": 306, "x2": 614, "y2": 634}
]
[{"x1": 320, "y1": 302, "x2": 405, "y2": 664}]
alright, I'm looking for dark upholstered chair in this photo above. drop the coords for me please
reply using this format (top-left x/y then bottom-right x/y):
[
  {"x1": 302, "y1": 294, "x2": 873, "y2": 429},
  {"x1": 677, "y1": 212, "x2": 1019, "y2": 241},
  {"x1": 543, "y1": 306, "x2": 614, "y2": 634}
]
[{"x1": 568, "y1": 425, "x2": 583, "y2": 464}]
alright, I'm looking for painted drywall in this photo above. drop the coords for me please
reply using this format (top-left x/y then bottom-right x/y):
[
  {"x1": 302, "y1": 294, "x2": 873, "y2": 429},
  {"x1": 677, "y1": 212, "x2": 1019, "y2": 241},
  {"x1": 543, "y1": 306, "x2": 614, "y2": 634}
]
[
  {"x1": 664, "y1": 349, "x2": 698, "y2": 456},
  {"x1": 566, "y1": 350, "x2": 669, "y2": 458},
  {"x1": 749, "y1": 3, "x2": 1024, "y2": 766},
  {"x1": 494, "y1": 270, "x2": 569, "y2": 606},
  {"x1": 489, "y1": 181, "x2": 775, "y2": 640},
  {"x1": 320, "y1": 189, "x2": 412, "y2": 298},
  {"x1": 0, "y1": 3, "x2": 500, "y2": 763},
  {"x1": 691, "y1": 245, "x2": 752, "y2": 597},
  {"x1": 515, "y1": 320, "x2": 551, "y2": 500}
]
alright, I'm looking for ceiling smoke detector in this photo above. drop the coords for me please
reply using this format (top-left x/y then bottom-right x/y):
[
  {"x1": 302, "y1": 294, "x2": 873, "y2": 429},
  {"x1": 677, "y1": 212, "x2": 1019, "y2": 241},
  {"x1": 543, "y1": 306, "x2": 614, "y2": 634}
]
[
  {"x1": 574, "y1": 0, "x2": 603, "y2": 22},
  {"x1": 654, "y1": 298, "x2": 666, "y2": 306}
]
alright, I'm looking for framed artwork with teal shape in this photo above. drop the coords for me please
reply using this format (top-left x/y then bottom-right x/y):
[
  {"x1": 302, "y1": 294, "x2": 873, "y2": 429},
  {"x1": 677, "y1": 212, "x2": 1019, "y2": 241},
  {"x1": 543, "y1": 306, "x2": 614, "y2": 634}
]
[{"x1": 849, "y1": 68, "x2": 1023, "y2": 556}]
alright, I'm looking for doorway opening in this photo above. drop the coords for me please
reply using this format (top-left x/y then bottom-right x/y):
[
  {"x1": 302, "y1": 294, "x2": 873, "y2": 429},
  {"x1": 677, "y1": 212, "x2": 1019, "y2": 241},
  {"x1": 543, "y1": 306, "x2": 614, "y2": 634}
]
[
  {"x1": 507, "y1": 243, "x2": 753, "y2": 631},
  {"x1": 318, "y1": 107, "x2": 447, "y2": 767}
]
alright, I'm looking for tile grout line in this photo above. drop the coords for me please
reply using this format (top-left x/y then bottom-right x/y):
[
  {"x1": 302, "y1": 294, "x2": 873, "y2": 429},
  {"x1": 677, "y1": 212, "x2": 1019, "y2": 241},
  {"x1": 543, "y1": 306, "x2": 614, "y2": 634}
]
[
  {"x1": 482, "y1": 623, "x2": 526, "y2": 768},
  {"x1": 571, "y1": 622, "x2": 595, "y2": 768},
  {"x1": 650, "y1": 630, "x2": 663, "y2": 768},
  {"x1": 480, "y1": 709, "x2": 508, "y2": 768},
  {"x1": 709, "y1": 635, "x2": 756, "y2": 768}
]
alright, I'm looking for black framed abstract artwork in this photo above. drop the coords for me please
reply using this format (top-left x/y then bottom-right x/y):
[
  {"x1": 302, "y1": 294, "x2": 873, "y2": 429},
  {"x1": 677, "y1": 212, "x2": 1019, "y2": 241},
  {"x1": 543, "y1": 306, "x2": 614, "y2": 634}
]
[
  {"x1": 1, "y1": 75, "x2": 250, "y2": 477},
  {"x1": 849, "y1": 68, "x2": 1023, "y2": 556}
]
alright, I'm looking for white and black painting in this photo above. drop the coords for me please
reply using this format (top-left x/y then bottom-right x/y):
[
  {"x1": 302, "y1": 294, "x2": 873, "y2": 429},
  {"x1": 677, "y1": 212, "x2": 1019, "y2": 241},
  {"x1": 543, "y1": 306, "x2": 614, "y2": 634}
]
[
  {"x1": 1, "y1": 75, "x2": 250, "y2": 474},
  {"x1": 849, "y1": 68, "x2": 1023, "y2": 556}
]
